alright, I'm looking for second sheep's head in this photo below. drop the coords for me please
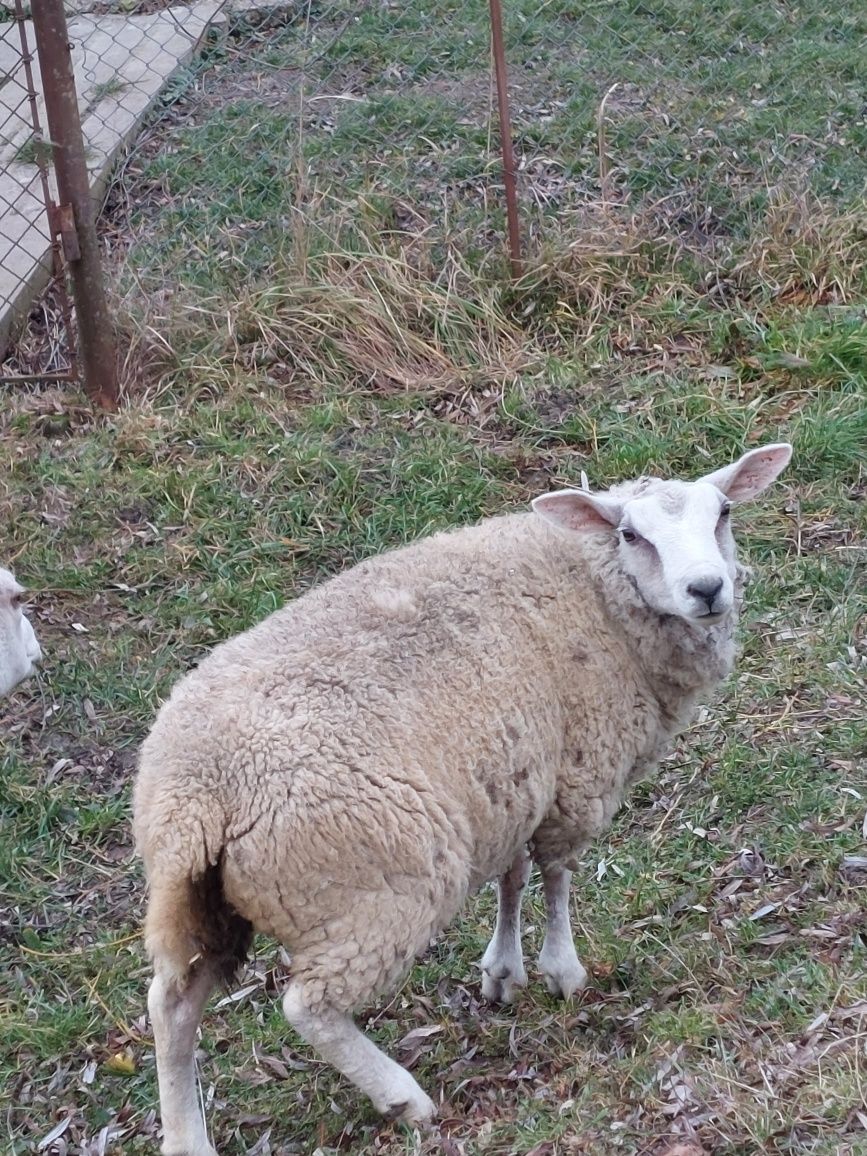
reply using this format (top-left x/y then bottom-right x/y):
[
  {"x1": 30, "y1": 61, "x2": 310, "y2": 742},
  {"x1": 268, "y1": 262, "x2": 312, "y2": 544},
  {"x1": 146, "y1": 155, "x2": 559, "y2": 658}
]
[
  {"x1": 0, "y1": 567, "x2": 42, "y2": 698},
  {"x1": 532, "y1": 442, "x2": 792, "y2": 627}
]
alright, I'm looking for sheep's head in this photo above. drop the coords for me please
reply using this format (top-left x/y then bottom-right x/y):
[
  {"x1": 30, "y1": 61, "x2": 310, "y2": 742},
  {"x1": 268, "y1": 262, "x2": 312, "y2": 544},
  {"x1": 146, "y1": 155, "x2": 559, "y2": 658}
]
[
  {"x1": 0, "y1": 568, "x2": 42, "y2": 697},
  {"x1": 532, "y1": 443, "x2": 792, "y2": 627}
]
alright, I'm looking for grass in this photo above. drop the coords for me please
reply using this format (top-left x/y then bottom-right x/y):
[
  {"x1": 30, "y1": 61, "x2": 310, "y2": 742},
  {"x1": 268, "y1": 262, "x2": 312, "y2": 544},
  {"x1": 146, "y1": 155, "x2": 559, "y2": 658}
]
[
  {"x1": 2, "y1": 0, "x2": 867, "y2": 1153},
  {"x1": 12, "y1": 135, "x2": 53, "y2": 167},
  {"x1": 89, "y1": 77, "x2": 129, "y2": 109}
]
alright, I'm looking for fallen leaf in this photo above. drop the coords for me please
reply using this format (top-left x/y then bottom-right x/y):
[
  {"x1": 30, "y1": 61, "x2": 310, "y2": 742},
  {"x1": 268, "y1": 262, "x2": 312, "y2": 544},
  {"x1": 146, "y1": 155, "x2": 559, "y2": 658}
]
[
  {"x1": 749, "y1": 902, "x2": 780, "y2": 921},
  {"x1": 104, "y1": 1051, "x2": 136, "y2": 1076},
  {"x1": 38, "y1": 1118, "x2": 71, "y2": 1150},
  {"x1": 398, "y1": 1024, "x2": 444, "y2": 1048},
  {"x1": 214, "y1": 982, "x2": 260, "y2": 1007}
]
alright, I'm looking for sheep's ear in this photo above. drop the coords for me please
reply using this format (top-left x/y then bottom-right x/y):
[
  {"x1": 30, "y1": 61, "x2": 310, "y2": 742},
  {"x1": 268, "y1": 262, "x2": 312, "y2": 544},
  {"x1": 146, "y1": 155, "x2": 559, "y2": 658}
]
[
  {"x1": 532, "y1": 488, "x2": 623, "y2": 532},
  {"x1": 700, "y1": 443, "x2": 792, "y2": 502}
]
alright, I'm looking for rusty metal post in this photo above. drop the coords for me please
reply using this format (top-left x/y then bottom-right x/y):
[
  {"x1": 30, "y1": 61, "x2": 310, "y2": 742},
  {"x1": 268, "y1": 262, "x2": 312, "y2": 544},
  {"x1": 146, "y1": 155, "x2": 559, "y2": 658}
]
[
  {"x1": 30, "y1": 0, "x2": 118, "y2": 409},
  {"x1": 488, "y1": 0, "x2": 523, "y2": 278}
]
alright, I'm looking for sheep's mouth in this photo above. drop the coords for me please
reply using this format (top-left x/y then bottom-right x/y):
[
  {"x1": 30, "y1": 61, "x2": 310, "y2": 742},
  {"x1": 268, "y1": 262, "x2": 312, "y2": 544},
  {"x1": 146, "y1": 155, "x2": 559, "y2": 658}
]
[{"x1": 694, "y1": 609, "x2": 727, "y2": 625}]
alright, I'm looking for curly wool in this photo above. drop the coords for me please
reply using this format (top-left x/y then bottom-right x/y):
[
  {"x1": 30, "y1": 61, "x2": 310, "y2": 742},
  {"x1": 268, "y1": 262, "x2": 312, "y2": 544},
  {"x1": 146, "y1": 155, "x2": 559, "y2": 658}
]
[{"x1": 133, "y1": 507, "x2": 740, "y2": 1012}]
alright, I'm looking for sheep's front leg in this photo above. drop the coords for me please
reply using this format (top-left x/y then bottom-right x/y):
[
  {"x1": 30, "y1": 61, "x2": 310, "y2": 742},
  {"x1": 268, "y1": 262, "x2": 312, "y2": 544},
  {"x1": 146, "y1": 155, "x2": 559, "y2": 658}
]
[
  {"x1": 480, "y1": 847, "x2": 530, "y2": 1003},
  {"x1": 537, "y1": 866, "x2": 588, "y2": 999}
]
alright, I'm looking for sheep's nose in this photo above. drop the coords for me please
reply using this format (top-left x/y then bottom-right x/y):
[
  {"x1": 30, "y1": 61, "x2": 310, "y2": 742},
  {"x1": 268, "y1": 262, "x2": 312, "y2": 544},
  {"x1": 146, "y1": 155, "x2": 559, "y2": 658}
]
[{"x1": 687, "y1": 577, "x2": 724, "y2": 612}]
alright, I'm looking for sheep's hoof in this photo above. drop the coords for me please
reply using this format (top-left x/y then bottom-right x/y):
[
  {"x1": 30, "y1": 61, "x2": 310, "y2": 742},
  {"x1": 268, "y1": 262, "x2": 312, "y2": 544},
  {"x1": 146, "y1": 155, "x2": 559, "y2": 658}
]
[
  {"x1": 163, "y1": 1148, "x2": 218, "y2": 1156},
  {"x1": 383, "y1": 1090, "x2": 437, "y2": 1126},
  {"x1": 538, "y1": 949, "x2": 588, "y2": 1000},
  {"x1": 374, "y1": 1066, "x2": 437, "y2": 1126},
  {"x1": 481, "y1": 962, "x2": 528, "y2": 1004}
]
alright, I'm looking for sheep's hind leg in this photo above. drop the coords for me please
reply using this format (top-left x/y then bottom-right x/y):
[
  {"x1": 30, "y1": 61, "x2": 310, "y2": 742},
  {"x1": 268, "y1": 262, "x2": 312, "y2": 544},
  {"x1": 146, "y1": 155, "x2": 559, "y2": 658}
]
[
  {"x1": 148, "y1": 964, "x2": 219, "y2": 1156},
  {"x1": 537, "y1": 865, "x2": 587, "y2": 998},
  {"x1": 480, "y1": 846, "x2": 531, "y2": 1003},
  {"x1": 282, "y1": 981, "x2": 436, "y2": 1124}
]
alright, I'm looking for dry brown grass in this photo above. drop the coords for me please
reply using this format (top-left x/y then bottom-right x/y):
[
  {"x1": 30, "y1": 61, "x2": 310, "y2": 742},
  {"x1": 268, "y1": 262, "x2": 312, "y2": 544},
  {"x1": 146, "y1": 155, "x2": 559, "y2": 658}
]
[{"x1": 100, "y1": 180, "x2": 867, "y2": 413}]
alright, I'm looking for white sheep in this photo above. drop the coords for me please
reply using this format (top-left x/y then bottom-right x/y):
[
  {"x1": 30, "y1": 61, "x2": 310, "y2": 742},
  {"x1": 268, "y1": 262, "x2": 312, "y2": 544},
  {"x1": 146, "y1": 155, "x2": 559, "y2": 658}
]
[
  {"x1": 0, "y1": 567, "x2": 41, "y2": 698},
  {"x1": 133, "y1": 442, "x2": 792, "y2": 1154}
]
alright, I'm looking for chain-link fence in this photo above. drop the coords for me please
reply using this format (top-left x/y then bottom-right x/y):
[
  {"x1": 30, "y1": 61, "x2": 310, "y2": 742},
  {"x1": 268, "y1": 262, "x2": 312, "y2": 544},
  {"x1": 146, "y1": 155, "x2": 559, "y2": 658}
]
[
  {"x1": 258, "y1": 0, "x2": 861, "y2": 246},
  {"x1": 1, "y1": 0, "x2": 863, "y2": 402},
  {"x1": 0, "y1": 0, "x2": 230, "y2": 402},
  {"x1": 0, "y1": 0, "x2": 71, "y2": 381}
]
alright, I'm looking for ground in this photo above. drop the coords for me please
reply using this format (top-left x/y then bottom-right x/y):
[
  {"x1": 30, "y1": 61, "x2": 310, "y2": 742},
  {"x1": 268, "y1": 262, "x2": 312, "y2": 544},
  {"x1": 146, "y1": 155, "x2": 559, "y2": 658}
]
[{"x1": 1, "y1": 1, "x2": 866, "y2": 1154}]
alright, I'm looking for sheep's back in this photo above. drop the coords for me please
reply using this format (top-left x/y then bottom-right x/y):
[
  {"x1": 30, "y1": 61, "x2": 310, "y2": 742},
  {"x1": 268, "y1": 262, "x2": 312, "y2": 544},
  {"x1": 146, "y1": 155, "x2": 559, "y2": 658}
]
[{"x1": 136, "y1": 514, "x2": 574, "y2": 888}]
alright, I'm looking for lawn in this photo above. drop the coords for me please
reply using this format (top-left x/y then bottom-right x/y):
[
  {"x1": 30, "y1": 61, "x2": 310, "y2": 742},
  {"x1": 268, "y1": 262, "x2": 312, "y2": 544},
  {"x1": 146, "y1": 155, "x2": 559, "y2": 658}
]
[{"x1": 1, "y1": 0, "x2": 866, "y2": 1153}]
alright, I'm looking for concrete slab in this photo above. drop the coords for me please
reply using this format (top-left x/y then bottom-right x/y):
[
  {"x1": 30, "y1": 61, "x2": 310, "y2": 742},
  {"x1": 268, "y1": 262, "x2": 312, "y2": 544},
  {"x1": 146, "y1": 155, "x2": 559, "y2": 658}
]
[{"x1": 0, "y1": 1, "x2": 222, "y2": 350}]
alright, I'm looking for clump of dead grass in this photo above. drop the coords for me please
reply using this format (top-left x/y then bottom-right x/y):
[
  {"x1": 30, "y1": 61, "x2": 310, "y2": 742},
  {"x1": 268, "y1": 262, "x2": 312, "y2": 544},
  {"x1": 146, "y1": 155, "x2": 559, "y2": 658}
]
[
  {"x1": 513, "y1": 191, "x2": 867, "y2": 341},
  {"x1": 732, "y1": 191, "x2": 867, "y2": 305},
  {"x1": 108, "y1": 181, "x2": 866, "y2": 409},
  {"x1": 0, "y1": 286, "x2": 75, "y2": 381},
  {"x1": 114, "y1": 199, "x2": 532, "y2": 403}
]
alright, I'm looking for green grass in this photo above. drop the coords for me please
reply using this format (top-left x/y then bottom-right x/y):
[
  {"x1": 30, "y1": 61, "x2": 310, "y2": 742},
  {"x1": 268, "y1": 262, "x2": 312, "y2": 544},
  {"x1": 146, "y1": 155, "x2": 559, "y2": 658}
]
[
  {"x1": 12, "y1": 134, "x2": 53, "y2": 167},
  {"x1": 89, "y1": 77, "x2": 129, "y2": 109},
  {"x1": 2, "y1": 0, "x2": 867, "y2": 1153}
]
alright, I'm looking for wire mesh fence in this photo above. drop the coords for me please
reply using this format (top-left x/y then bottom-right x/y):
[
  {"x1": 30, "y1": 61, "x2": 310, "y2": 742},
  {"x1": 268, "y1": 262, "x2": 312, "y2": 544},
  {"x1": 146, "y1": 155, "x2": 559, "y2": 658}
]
[
  {"x1": 254, "y1": 0, "x2": 862, "y2": 247},
  {"x1": 0, "y1": 0, "x2": 71, "y2": 379},
  {"x1": 0, "y1": 0, "x2": 227, "y2": 398},
  {"x1": 1, "y1": 0, "x2": 864, "y2": 400}
]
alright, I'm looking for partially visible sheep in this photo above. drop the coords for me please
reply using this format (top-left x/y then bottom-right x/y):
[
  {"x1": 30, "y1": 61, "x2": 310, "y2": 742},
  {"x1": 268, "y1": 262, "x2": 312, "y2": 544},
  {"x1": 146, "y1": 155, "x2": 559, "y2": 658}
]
[
  {"x1": 134, "y1": 443, "x2": 791, "y2": 1154},
  {"x1": 0, "y1": 568, "x2": 41, "y2": 698}
]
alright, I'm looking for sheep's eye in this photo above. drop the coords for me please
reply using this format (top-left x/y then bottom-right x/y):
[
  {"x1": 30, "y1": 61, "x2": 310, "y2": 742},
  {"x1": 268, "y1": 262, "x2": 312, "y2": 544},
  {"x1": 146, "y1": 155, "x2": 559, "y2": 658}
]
[
  {"x1": 620, "y1": 528, "x2": 639, "y2": 544},
  {"x1": 10, "y1": 593, "x2": 23, "y2": 608},
  {"x1": 719, "y1": 503, "x2": 732, "y2": 520}
]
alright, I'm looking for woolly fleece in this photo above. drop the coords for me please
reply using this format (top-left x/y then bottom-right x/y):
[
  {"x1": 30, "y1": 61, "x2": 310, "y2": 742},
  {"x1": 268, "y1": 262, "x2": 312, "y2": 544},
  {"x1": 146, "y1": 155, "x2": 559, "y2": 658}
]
[{"x1": 134, "y1": 496, "x2": 741, "y2": 1014}]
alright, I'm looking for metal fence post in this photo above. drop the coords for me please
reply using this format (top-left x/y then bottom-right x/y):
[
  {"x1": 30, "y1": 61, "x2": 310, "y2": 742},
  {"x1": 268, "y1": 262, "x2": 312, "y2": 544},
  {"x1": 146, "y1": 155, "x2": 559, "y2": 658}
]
[
  {"x1": 30, "y1": 0, "x2": 118, "y2": 409},
  {"x1": 488, "y1": 0, "x2": 523, "y2": 279}
]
